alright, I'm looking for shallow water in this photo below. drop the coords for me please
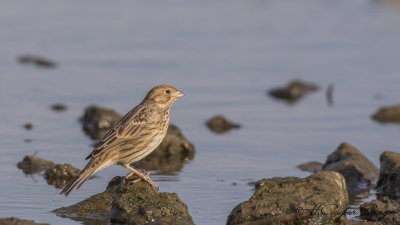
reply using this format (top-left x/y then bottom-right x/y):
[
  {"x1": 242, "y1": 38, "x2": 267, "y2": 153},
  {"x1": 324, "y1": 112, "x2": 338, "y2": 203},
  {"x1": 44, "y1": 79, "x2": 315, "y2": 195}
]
[{"x1": 1, "y1": 0, "x2": 400, "y2": 224}]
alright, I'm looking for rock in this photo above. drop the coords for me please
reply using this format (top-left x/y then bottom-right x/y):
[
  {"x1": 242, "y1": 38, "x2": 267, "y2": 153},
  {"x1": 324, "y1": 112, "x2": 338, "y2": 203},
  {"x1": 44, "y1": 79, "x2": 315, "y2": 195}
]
[
  {"x1": 17, "y1": 153, "x2": 55, "y2": 175},
  {"x1": 376, "y1": 151, "x2": 400, "y2": 198},
  {"x1": 50, "y1": 103, "x2": 67, "y2": 112},
  {"x1": 296, "y1": 161, "x2": 323, "y2": 173},
  {"x1": 227, "y1": 171, "x2": 349, "y2": 225},
  {"x1": 346, "y1": 220, "x2": 382, "y2": 225},
  {"x1": 0, "y1": 217, "x2": 49, "y2": 225},
  {"x1": 322, "y1": 142, "x2": 379, "y2": 195},
  {"x1": 45, "y1": 164, "x2": 80, "y2": 188},
  {"x1": 134, "y1": 124, "x2": 195, "y2": 173},
  {"x1": 372, "y1": 105, "x2": 400, "y2": 123},
  {"x1": 206, "y1": 115, "x2": 240, "y2": 134},
  {"x1": 145, "y1": 216, "x2": 195, "y2": 225},
  {"x1": 268, "y1": 79, "x2": 319, "y2": 103},
  {"x1": 111, "y1": 176, "x2": 193, "y2": 225},
  {"x1": 53, "y1": 180, "x2": 115, "y2": 221},
  {"x1": 23, "y1": 123, "x2": 33, "y2": 131},
  {"x1": 80, "y1": 105, "x2": 122, "y2": 140},
  {"x1": 17, "y1": 54, "x2": 57, "y2": 68},
  {"x1": 360, "y1": 197, "x2": 400, "y2": 224}
]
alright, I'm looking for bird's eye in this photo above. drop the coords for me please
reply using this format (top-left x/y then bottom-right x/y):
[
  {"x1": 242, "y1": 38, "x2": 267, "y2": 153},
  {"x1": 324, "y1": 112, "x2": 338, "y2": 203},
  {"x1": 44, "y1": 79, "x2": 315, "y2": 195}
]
[{"x1": 165, "y1": 90, "x2": 171, "y2": 94}]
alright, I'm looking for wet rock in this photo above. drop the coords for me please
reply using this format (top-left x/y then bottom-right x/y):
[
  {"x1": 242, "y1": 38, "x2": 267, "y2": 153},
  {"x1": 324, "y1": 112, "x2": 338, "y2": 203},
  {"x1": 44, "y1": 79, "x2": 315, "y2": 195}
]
[
  {"x1": 0, "y1": 217, "x2": 49, "y2": 225},
  {"x1": 45, "y1": 164, "x2": 80, "y2": 188},
  {"x1": 346, "y1": 220, "x2": 381, "y2": 225},
  {"x1": 53, "y1": 179, "x2": 116, "y2": 221},
  {"x1": 134, "y1": 124, "x2": 195, "y2": 173},
  {"x1": 145, "y1": 216, "x2": 195, "y2": 225},
  {"x1": 80, "y1": 105, "x2": 122, "y2": 140},
  {"x1": 268, "y1": 79, "x2": 319, "y2": 103},
  {"x1": 50, "y1": 103, "x2": 67, "y2": 112},
  {"x1": 322, "y1": 142, "x2": 379, "y2": 194},
  {"x1": 206, "y1": 115, "x2": 240, "y2": 134},
  {"x1": 227, "y1": 171, "x2": 349, "y2": 225},
  {"x1": 23, "y1": 123, "x2": 33, "y2": 131},
  {"x1": 17, "y1": 153, "x2": 55, "y2": 175},
  {"x1": 376, "y1": 151, "x2": 400, "y2": 199},
  {"x1": 17, "y1": 54, "x2": 57, "y2": 68},
  {"x1": 372, "y1": 105, "x2": 400, "y2": 123},
  {"x1": 296, "y1": 161, "x2": 323, "y2": 173},
  {"x1": 111, "y1": 176, "x2": 192, "y2": 225},
  {"x1": 359, "y1": 197, "x2": 400, "y2": 224}
]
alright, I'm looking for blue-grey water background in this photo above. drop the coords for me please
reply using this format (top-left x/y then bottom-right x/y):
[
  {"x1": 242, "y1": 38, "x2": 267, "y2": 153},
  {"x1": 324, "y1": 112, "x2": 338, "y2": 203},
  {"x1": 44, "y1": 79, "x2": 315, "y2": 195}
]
[{"x1": 1, "y1": 0, "x2": 400, "y2": 224}]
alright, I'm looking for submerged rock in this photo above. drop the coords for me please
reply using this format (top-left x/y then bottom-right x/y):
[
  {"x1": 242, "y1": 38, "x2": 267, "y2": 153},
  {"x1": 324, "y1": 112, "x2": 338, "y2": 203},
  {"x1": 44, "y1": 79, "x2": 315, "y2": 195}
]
[
  {"x1": 145, "y1": 216, "x2": 195, "y2": 225},
  {"x1": 45, "y1": 164, "x2": 80, "y2": 188},
  {"x1": 111, "y1": 176, "x2": 192, "y2": 225},
  {"x1": 372, "y1": 105, "x2": 400, "y2": 123},
  {"x1": 17, "y1": 54, "x2": 57, "y2": 68},
  {"x1": 23, "y1": 123, "x2": 33, "y2": 131},
  {"x1": 360, "y1": 197, "x2": 400, "y2": 224},
  {"x1": 227, "y1": 171, "x2": 349, "y2": 225},
  {"x1": 50, "y1": 103, "x2": 67, "y2": 112},
  {"x1": 268, "y1": 79, "x2": 319, "y2": 103},
  {"x1": 135, "y1": 124, "x2": 195, "y2": 173},
  {"x1": 322, "y1": 142, "x2": 379, "y2": 195},
  {"x1": 80, "y1": 105, "x2": 122, "y2": 140},
  {"x1": 17, "y1": 153, "x2": 55, "y2": 175},
  {"x1": 296, "y1": 161, "x2": 323, "y2": 173},
  {"x1": 376, "y1": 151, "x2": 400, "y2": 199},
  {"x1": 206, "y1": 115, "x2": 240, "y2": 134},
  {"x1": 0, "y1": 217, "x2": 49, "y2": 225}
]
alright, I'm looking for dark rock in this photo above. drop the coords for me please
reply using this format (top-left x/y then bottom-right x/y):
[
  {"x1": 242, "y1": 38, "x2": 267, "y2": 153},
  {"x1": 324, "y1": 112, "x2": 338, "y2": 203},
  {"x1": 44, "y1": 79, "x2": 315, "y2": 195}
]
[
  {"x1": 376, "y1": 151, "x2": 400, "y2": 198},
  {"x1": 17, "y1": 54, "x2": 57, "y2": 68},
  {"x1": 0, "y1": 217, "x2": 49, "y2": 225},
  {"x1": 111, "y1": 176, "x2": 192, "y2": 225},
  {"x1": 45, "y1": 164, "x2": 80, "y2": 188},
  {"x1": 206, "y1": 115, "x2": 240, "y2": 134},
  {"x1": 372, "y1": 105, "x2": 400, "y2": 123},
  {"x1": 80, "y1": 105, "x2": 122, "y2": 140},
  {"x1": 268, "y1": 79, "x2": 319, "y2": 103},
  {"x1": 227, "y1": 171, "x2": 349, "y2": 225},
  {"x1": 50, "y1": 103, "x2": 67, "y2": 112},
  {"x1": 145, "y1": 216, "x2": 195, "y2": 225},
  {"x1": 296, "y1": 161, "x2": 323, "y2": 173},
  {"x1": 360, "y1": 197, "x2": 400, "y2": 224},
  {"x1": 346, "y1": 220, "x2": 381, "y2": 225},
  {"x1": 134, "y1": 124, "x2": 195, "y2": 173},
  {"x1": 23, "y1": 123, "x2": 33, "y2": 131},
  {"x1": 17, "y1": 153, "x2": 55, "y2": 175},
  {"x1": 322, "y1": 142, "x2": 379, "y2": 195}
]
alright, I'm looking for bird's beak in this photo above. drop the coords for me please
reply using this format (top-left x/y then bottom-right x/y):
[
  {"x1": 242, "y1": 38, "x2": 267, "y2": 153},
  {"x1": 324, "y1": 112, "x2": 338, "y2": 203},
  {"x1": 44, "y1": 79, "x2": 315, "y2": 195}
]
[{"x1": 174, "y1": 90, "x2": 184, "y2": 98}]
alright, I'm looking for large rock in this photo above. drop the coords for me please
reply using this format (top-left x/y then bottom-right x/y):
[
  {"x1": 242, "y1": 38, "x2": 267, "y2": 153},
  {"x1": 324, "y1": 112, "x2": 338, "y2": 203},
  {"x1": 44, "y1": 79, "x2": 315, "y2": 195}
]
[
  {"x1": 17, "y1": 153, "x2": 55, "y2": 175},
  {"x1": 0, "y1": 217, "x2": 49, "y2": 225},
  {"x1": 227, "y1": 171, "x2": 349, "y2": 225},
  {"x1": 359, "y1": 197, "x2": 400, "y2": 224},
  {"x1": 111, "y1": 176, "x2": 192, "y2": 225},
  {"x1": 322, "y1": 143, "x2": 379, "y2": 194},
  {"x1": 376, "y1": 151, "x2": 400, "y2": 198},
  {"x1": 268, "y1": 79, "x2": 319, "y2": 103},
  {"x1": 45, "y1": 164, "x2": 80, "y2": 188},
  {"x1": 80, "y1": 105, "x2": 122, "y2": 140},
  {"x1": 206, "y1": 115, "x2": 240, "y2": 134},
  {"x1": 372, "y1": 105, "x2": 400, "y2": 123}
]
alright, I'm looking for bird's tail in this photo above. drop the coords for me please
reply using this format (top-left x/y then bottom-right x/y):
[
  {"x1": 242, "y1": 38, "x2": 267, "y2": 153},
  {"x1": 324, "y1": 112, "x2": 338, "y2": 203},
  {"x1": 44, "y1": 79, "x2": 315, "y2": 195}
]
[{"x1": 60, "y1": 160, "x2": 98, "y2": 197}]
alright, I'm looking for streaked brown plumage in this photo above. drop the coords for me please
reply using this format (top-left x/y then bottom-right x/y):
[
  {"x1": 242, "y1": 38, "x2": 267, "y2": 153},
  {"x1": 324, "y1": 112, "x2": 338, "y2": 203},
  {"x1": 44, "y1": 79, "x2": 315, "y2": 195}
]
[{"x1": 61, "y1": 85, "x2": 184, "y2": 196}]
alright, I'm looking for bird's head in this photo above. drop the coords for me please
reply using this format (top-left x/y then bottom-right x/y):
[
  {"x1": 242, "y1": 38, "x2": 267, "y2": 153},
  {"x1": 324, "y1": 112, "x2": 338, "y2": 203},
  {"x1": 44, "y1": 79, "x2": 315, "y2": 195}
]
[{"x1": 144, "y1": 85, "x2": 184, "y2": 109}]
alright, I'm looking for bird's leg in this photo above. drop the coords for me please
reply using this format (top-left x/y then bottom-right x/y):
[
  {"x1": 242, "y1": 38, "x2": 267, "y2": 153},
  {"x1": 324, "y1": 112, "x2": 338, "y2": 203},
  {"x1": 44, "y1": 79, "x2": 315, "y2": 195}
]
[{"x1": 123, "y1": 164, "x2": 158, "y2": 189}]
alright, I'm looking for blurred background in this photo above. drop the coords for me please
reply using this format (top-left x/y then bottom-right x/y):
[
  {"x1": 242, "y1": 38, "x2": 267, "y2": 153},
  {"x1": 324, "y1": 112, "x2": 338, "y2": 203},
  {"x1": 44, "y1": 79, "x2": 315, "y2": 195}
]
[{"x1": 1, "y1": 0, "x2": 400, "y2": 224}]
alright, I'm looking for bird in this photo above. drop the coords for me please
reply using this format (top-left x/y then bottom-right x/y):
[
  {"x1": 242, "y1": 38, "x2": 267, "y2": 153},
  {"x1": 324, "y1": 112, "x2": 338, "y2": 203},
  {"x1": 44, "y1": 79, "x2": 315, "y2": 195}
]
[{"x1": 60, "y1": 85, "x2": 184, "y2": 196}]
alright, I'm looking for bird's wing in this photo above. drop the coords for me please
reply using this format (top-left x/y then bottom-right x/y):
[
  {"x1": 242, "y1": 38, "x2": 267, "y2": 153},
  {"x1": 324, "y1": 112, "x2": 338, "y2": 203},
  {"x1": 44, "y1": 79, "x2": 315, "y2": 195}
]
[{"x1": 85, "y1": 113, "x2": 147, "y2": 160}]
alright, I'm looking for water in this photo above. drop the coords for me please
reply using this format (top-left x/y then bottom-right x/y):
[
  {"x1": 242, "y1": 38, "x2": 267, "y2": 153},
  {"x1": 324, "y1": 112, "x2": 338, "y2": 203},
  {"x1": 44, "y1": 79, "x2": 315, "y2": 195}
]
[{"x1": 1, "y1": 0, "x2": 400, "y2": 224}]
